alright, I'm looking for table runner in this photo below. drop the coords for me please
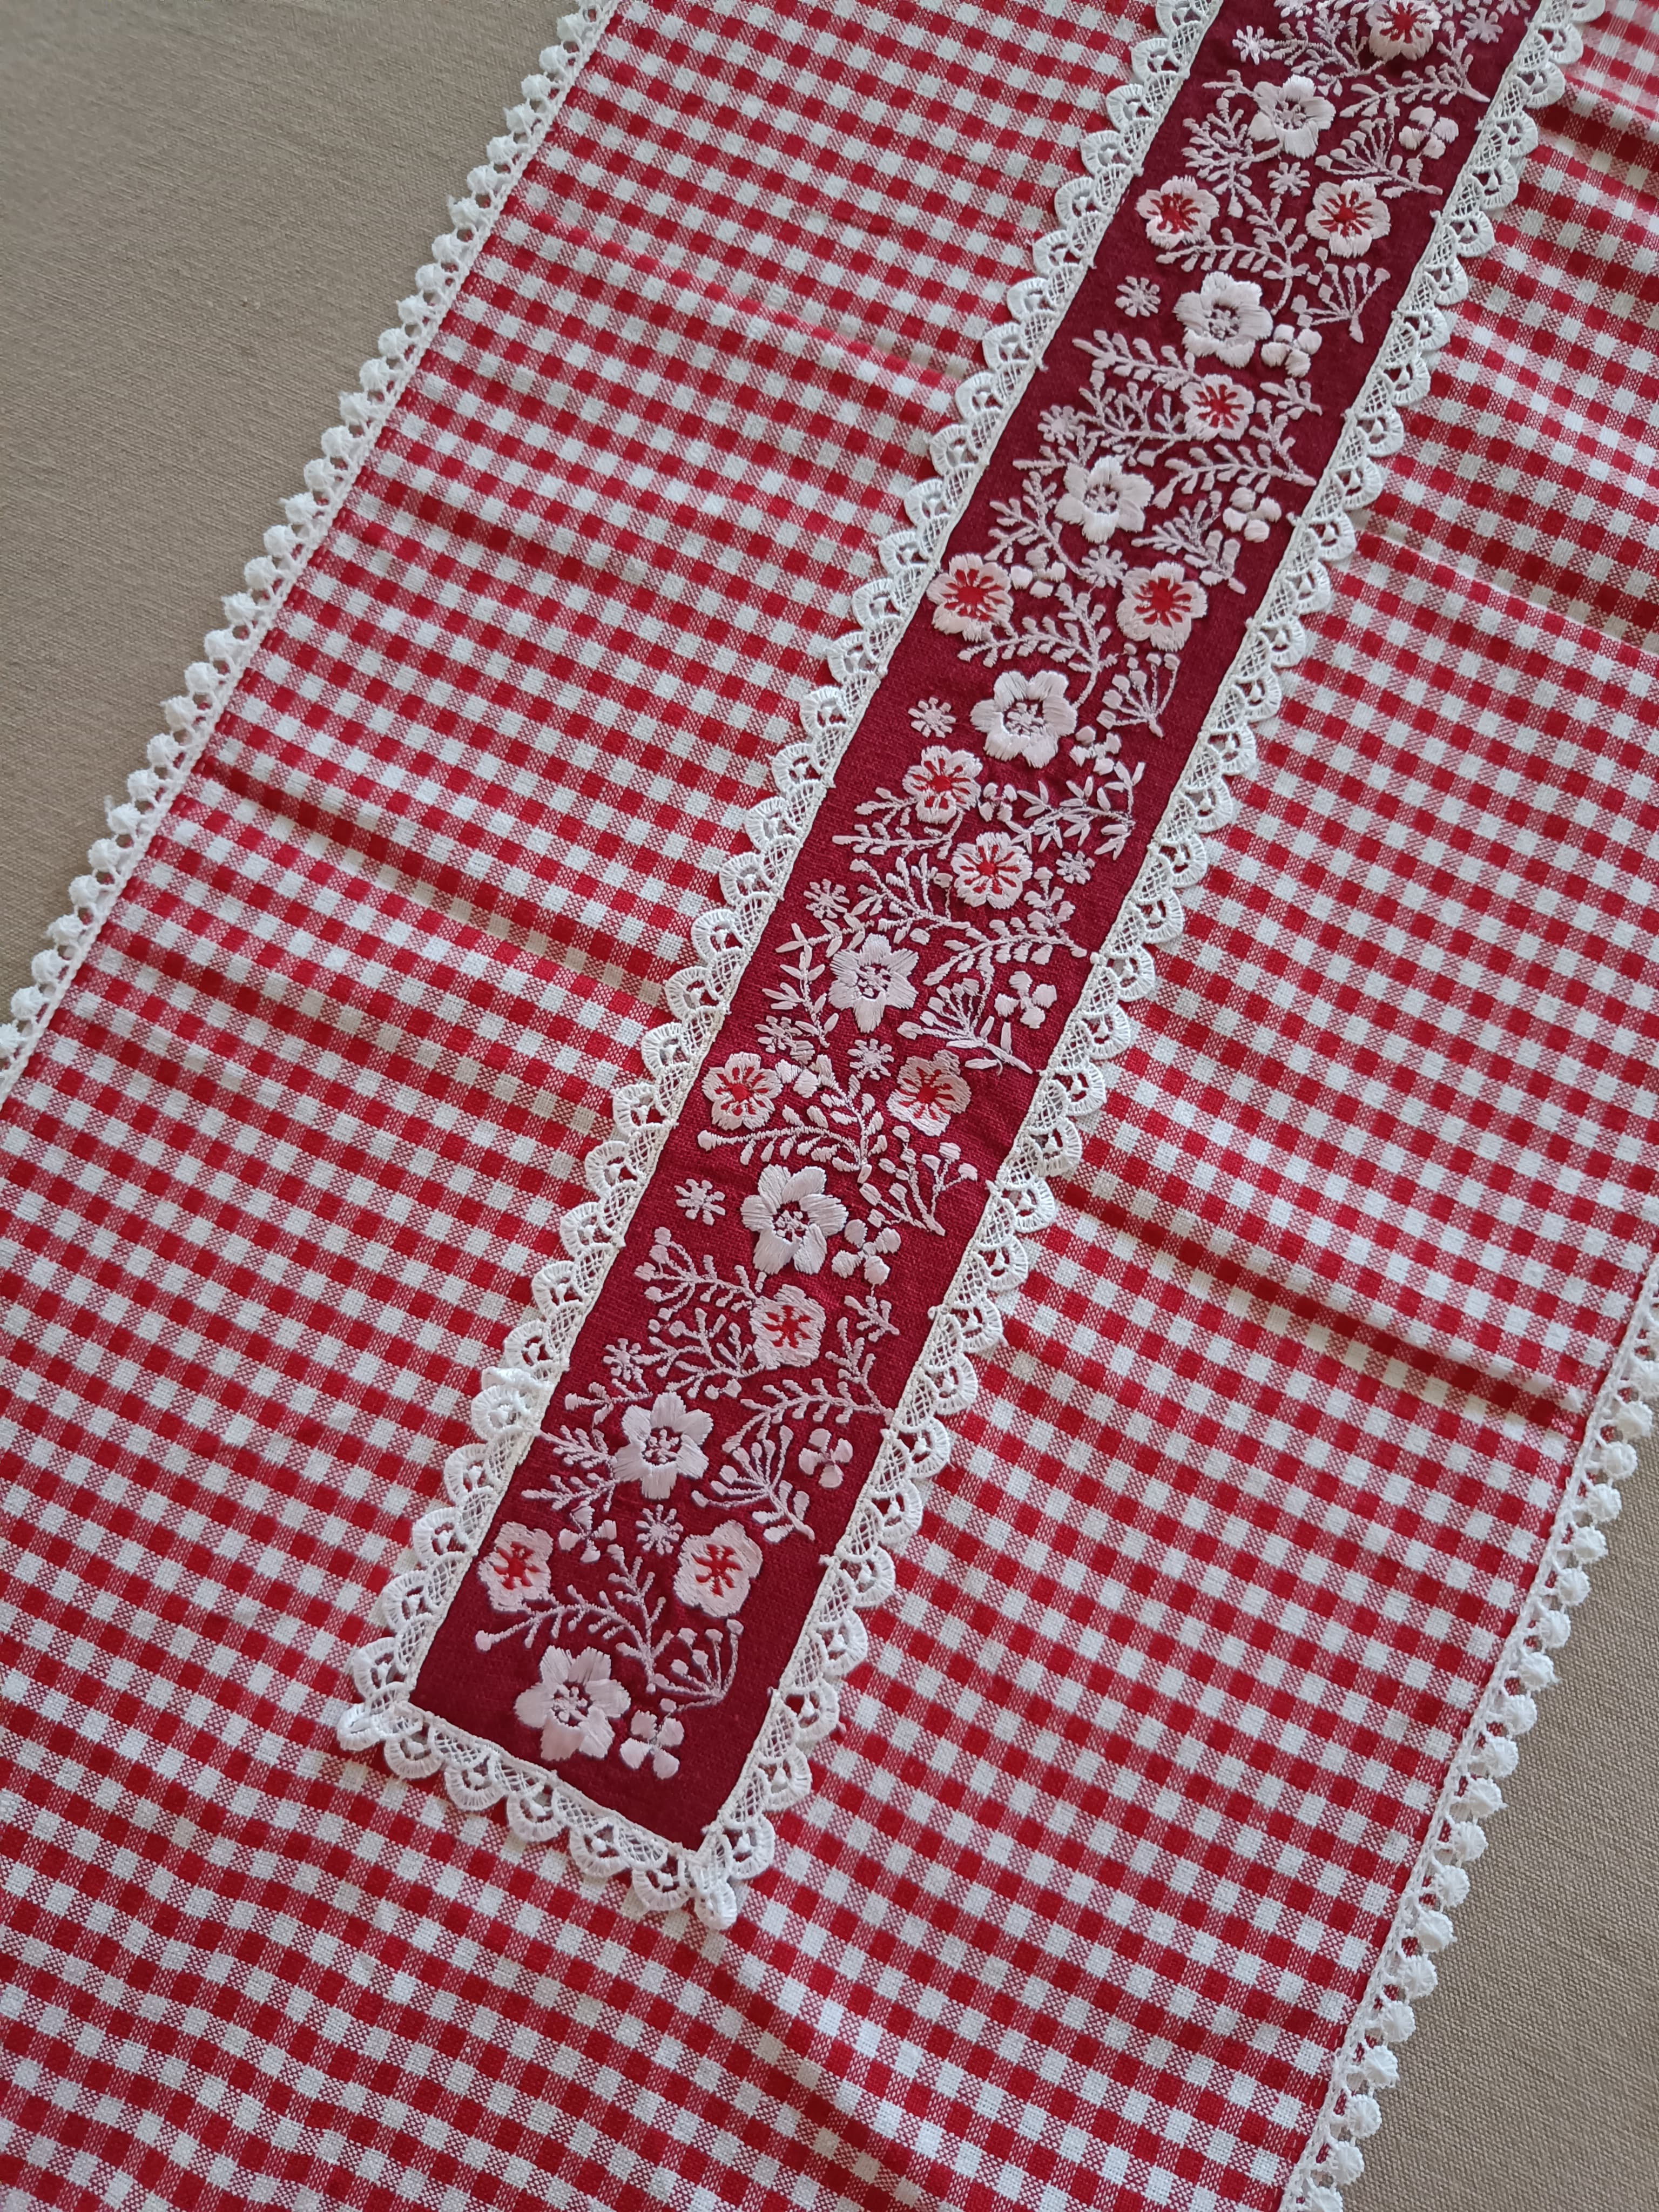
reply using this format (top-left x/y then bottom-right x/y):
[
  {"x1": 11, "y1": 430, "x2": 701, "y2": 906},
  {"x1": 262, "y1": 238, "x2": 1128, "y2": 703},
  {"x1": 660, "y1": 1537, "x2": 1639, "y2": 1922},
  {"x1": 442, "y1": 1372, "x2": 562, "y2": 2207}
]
[{"x1": 4, "y1": 2, "x2": 1659, "y2": 2209}]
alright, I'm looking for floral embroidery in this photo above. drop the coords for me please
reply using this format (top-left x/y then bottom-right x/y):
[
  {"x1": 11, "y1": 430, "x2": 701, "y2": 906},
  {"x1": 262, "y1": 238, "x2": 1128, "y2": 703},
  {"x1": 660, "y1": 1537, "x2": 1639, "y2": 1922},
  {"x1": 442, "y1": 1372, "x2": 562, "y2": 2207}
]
[
  {"x1": 903, "y1": 746, "x2": 981, "y2": 824},
  {"x1": 1247, "y1": 74, "x2": 1336, "y2": 156},
  {"x1": 514, "y1": 1646, "x2": 630, "y2": 1763},
  {"x1": 741, "y1": 1164, "x2": 848, "y2": 1274},
  {"x1": 749, "y1": 1282, "x2": 826, "y2": 1368},
  {"x1": 480, "y1": 1523, "x2": 555, "y2": 1612},
  {"x1": 1367, "y1": 0, "x2": 1440, "y2": 59},
  {"x1": 1116, "y1": 275, "x2": 1162, "y2": 319},
  {"x1": 1137, "y1": 175, "x2": 1220, "y2": 248},
  {"x1": 1176, "y1": 272, "x2": 1276, "y2": 365},
  {"x1": 674, "y1": 1176, "x2": 725, "y2": 1225},
  {"x1": 674, "y1": 1521, "x2": 763, "y2": 1618},
  {"x1": 611, "y1": 1390, "x2": 713, "y2": 1499},
  {"x1": 703, "y1": 1052, "x2": 785, "y2": 1131},
  {"x1": 827, "y1": 934, "x2": 921, "y2": 1033},
  {"x1": 620, "y1": 1709, "x2": 685, "y2": 1779},
  {"x1": 1307, "y1": 179, "x2": 1393, "y2": 255},
  {"x1": 970, "y1": 670, "x2": 1078, "y2": 767},
  {"x1": 925, "y1": 554, "x2": 1014, "y2": 638},
  {"x1": 1118, "y1": 563, "x2": 1210, "y2": 648},
  {"x1": 950, "y1": 831, "x2": 1034, "y2": 909},
  {"x1": 887, "y1": 1053, "x2": 972, "y2": 1136},
  {"x1": 1184, "y1": 373, "x2": 1255, "y2": 438},
  {"x1": 1054, "y1": 459, "x2": 1155, "y2": 544}
]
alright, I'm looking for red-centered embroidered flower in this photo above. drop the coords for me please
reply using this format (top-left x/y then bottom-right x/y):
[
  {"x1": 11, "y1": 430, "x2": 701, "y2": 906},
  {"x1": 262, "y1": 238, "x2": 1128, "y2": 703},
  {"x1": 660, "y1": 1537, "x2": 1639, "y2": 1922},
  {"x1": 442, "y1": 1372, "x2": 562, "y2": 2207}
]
[
  {"x1": 888, "y1": 1052, "x2": 972, "y2": 1135},
  {"x1": 827, "y1": 933, "x2": 920, "y2": 1033},
  {"x1": 1055, "y1": 459, "x2": 1155, "y2": 545},
  {"x1": 1367, "y1": 0, "x2": 1439, "y2": 60},
  {"x1": 1174, "y1": 273, "x2": 1274, "y2": 367},
  {"x1": 1183, "y1": 374, "x2": 1255, "y2": 440},
  {"x1": 619, "y1": 1709, "x2": 684, "y2": 1780},
  {"x1": 1117, "y1": 563, "x2": 1210, "y2": 649},
  {"x1": 478, "y1": 1521, "x2": 554, "y2": 1612},
  {"x1": 611, "y1": 1390, "x2": 714, "y2": 1499},
  {"x1": 749, "y1": 1282, "x2": 826, "y2": 1370},
  {"x1": 1247, "y1": 75, "x2": 1336, "y2": 158},
  {"x1": 1307, "y1": 180, "x2": 1392, "y2": 258},
  {"x1": 970, "y1": 669, "x2": 1077, "y2": 767},
  {"x1": 702, "y1": 1049, "x2": 784, "y2": 1132},
  {"x1": 1135, "y1": 174, "x2": 1220, "y2": 249},
  {"x1": 926, "y1": 553, "x2": 1014, "y2": 639},
  {"x1": 513, "y1": 1645, "x2": 630, "y2": 1762},
  {"x1": 675, "y1": 1520, "x2": 763, "y2": 1619},
  {"x1": 903, "y1": 745, "x2": 981, "y2": 825},
  {"x1": 950, "y1": 832, "x2": 1033, "y2": 912},
  {"x1": 741, "y1": 1163, "x2": 849, "y2": 1275}
]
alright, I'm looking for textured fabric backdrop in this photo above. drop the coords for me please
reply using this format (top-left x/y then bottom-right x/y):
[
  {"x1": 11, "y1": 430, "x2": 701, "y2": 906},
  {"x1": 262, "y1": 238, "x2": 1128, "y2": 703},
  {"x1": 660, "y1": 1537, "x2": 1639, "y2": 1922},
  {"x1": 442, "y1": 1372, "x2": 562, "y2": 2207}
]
[{"x1": 3, "y1": 4, "x2": 1658, "y2": 2210}]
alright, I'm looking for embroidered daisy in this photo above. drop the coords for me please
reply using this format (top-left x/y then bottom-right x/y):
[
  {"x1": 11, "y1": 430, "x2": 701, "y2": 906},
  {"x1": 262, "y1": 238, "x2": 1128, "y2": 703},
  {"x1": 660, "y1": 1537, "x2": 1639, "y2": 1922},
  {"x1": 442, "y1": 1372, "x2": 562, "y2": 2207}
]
[
  {"x1": 610, "y1": 1390, "x2": 713, "y2": 1500},
  {"x1": 970, "y1": 669, "x2": 1077, "y2": 767},
  {"x1": 674, "y1": 1176, "x2": 725, "y2": 1226},
  {"x1": 887, "y1": 1053, "x2": 972, "y2": 1136},
  {"x1": 1174, "y1": 273, "x2": 1274, "y2": 366},
  {"x1": 702, "y1": 1050, "x2": 784, "y2": 1131},
  {"x1": 478, "y1": 1522, "x2": 554, "y2": 1612},
  {"x1": 741, "y1": 1164, "x2": 848, "y2": 1275},
  {"x1": 1055, "y1": 458, "x2": 1154, "y2": 544},
  {"x1": 1247, "y1": 76, "x2": 1336, "y2": 158},
  {"x1": 514, "y1": 1645, "x2": 629, "y2": 1762},
  {"x1": 1117, "y1": 563, "x2": 1210, "y2": 649},
  {"x1": 926, "y1": 554, "x2": 1014, "y2": 639},
  {"x1": 1135, "y1": 175, "x2": 1220, "y2": 249},
  {"x1": 634, "y1": 1503, "x2": 682, "y2": 1557},
  {"x1": 748, "y1": 1282, "x2": 826, "y2": 1370},
  {"x1": 1366, "y1": 0, "x2": 1439, "y2": 60},
  {"x1": 827, "y1": 935, "x2": 920, "y2": 1033},
  {"x1": 950, "y1": 832, "x2": 1033, "y2": 912},
  {"x1": 675, "y1": 1521, "x2": 763, "y2": 1619},
  {"x1": 908, "y1": 695, "x2": 957, "y2": 739},
  {"x1": 902, "y1": 746, "x2": 981, "y2": 825},
  {"x1": 1183, "y1": 374, "x2": 1255, "y2": 440},
  {"x1": 1116, "y1": 275, "x2": 1161, "y2": 319},
  {"x1": 1306, "y1": 179, "x2": 1392, "y2": 258}
]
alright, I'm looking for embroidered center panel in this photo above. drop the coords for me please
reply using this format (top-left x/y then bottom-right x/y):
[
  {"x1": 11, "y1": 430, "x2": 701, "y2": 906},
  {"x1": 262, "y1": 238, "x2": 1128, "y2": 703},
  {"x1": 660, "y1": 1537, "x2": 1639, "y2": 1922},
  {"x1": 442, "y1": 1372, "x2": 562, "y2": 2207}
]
[{"x1": 408, "y1": 0, "x2": 1541, "y2": 1850}]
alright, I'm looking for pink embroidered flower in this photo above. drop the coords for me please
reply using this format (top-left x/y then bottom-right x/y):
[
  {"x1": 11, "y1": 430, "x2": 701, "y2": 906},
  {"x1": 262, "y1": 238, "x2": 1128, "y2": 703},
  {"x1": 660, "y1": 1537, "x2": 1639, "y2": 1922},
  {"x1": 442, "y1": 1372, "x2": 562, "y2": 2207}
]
[
  {"x1": 611, "y1": 1390, "x2": 713, "y2": 1499},
  {"x1": 741, "y1": 1164, "x2": 848, "y2": 1275},
  {"x1": 1055, "y1": 459, "x2": 1154, "y2": 544},
  {"x1": 1174, "y1": 273, "x2": 1274, "y2": 367},
  {"x1": 1135, "y1": 175, "x2": 1220, "y2": 249},
  {"x1": 1183, "y1": 374, "x2": 1255, "y2": 439},
  {"x1": 1366, "y1": 0, "x2": 1439, "y2": 60},
  {"x1": 1247, "y1": 76, "x2": 1336, "y2": 158},
  {"x1": 926, "y1": 554, "x2": 1014, "y2": 639},
  {"x1": 514, "y1": 1645, "x2": 629, "y2": 1762},
  {"x1": 749, "y1": 1282, "x2": 826, "y2": 1369},
  {"x1": 675, "y1": 1520, "x2": 763, "y2": 1619},
  {"x1": 702, "y1": 1050, "x2": 784, "y2": 1132},
  {"x1": 902, "y1": 746, "x2": 981, "y2": 825},
  {"x1": 950, "y1": 833, "x2": 1033, "y2": 912},
  {"x1": 827, "y1": 934, "x2": 919, "y2": 1033},
  {"x1": 478, "y1": 1522, "x2": 555, "y2": 1612},
  {"x1": 619, "y1": 1709, "x2": 684, "y2": 1780},
  {"x1": 970, "y1": 669, "x2": 1077, "y2": 767},
  {"x1": 888, "y1": 1052, "x2": 972, "y2": 1135},
  {"x1": 1306, "y1": 179, "x2": 1392, "y2": 258},
  {"x1": 1117, "y1": 563, "x2": 1210, "y2": 649}
]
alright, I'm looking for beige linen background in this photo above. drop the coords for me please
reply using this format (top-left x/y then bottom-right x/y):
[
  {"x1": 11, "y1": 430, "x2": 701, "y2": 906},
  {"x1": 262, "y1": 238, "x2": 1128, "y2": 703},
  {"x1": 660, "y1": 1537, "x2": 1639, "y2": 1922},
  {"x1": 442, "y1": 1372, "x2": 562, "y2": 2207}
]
[{"x1": 2, "y1": 4, "x2": 1656, "y2": 2207}]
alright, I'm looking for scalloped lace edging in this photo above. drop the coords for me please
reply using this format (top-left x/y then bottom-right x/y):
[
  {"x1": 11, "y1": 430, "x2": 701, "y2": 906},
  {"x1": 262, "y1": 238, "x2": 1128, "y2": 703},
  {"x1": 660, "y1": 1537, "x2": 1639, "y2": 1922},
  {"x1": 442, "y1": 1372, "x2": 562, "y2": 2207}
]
[
  {"x1": 0, "y1": 1, "x2": 626, "y2": 1100},
  {"x1": 339, "y1": 0, "x2": 1608, "y2": 1938}
]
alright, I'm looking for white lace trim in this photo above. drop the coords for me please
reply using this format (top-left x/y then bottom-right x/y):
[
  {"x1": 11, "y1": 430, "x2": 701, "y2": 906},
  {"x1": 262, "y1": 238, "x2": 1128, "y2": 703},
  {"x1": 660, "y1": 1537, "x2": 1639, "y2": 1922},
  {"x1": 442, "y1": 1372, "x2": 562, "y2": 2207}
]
[
  {"x1": 0, "y1": 1, "x2": 627, "y2": 1100},
  {"x1": 343, "y1": 0, "x2": 1608, "y2": 1943}
]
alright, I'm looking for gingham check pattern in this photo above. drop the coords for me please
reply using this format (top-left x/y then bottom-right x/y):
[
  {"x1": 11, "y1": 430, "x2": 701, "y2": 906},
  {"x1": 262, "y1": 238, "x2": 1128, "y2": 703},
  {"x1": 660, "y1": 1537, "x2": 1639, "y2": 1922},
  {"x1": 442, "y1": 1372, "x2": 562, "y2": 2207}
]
[{"x1": 3, "y1": 4, "x2": 1658, "y2": 2208}]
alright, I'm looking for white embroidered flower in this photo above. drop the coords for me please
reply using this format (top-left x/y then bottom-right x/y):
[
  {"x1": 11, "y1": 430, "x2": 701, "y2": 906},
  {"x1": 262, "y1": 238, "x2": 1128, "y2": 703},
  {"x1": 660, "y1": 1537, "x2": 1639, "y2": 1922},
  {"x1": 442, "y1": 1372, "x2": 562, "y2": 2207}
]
[
  {"x1": 831, "y1": 1219, "x2": 900, "y2": 1285},
  {"x1": 1174, "y1": 273, "x2": 1274, "y2": 366},
  {"x1": 1136, "y1": 174, "x2": 1220, "y2": 249},
  {"x1": 902, "y1": 745, "x2": 981, "y2": 825},
  {"x1": 619, "y1": 1709, "x2": 684, "y2": 1780},
  {"x1": 1366, "y1": 0, "x2": 1439, "y2": 60},
  {"x1": 1247, "y1": 76, "x2": 1336, "y2": 158},
  {"x1": 1116, "y1": 275, "x2": 1161, "y2": 319},
  {"x1": 1235, "y1": 25, "x2": 1272, "y2": 62},
  {"x1": 1222, "y1": 486, "x2": 1284, "y2": 541},
  {"x1": 675, "y1": 1520, "x2": 763, "y2": 1619},
  {"x1": 926, "y1": 553, "x2": 1014, "y2": 639},
  {"x1": 741, "y1": 1164, "x2": 848, "y2": 1275},
  {"x1": 970, "y1": 669, "x2": 1077, "y2": 767},
  {"x1": 800, "y1": 1426, "x2": 855, "y2": 1487},
  {"x1": 1306, "y1": 179, "x2": 1392, "y2": 258},
  {"x1": 950, "y1": 832, "x2": 1033, "y2": 912},
  {"x1": 514, "y1": 1645, "x2": 629, "y2": 1762},
  {"x1": 827, "y1": 934, "x2": 919, "y2": 1033},
  {"x1": 1260, "y1": 320, "x2": 1322, "y2": 376},
  {"x1": 1400, "y1": 104, "x2": 1457, "y2": 157},
  {"x1": 1055, "y1": 459, "x2": 1154, "y2": 545},
  {"x1": 1183, "y1": 374, "x2": 1255, "y2": 440},
  {"x1": 887, "y1": 1053, "x2": 971, "y2": 1136},
  {"x1": 908, "y1": 694, "x2": 957, "y2": 739},
  {"x1": 847, "y1": 1037, "x2": 893, "y2": 1080},
  {"x1": 702, "y1": 1050, "x2": 784, "y2": 1131},
  {"x1": 993, "y1": 970, "x2": 1058, "y2": 1030},
  {"x1": 748, "y1": 1282, "x2": 826, "y2": 1369},
  {"x1": 673, "y1": 1176, "x2": 725, "y2": 1226},
  {"x1": 557, "y1": 1503, "x2": 616, "y2": 1564},
  {"x1": 634, "y1": 1503, "x2": 682, "y2": 1556},
  {"x1": 478, "y1": 1522, "x2": 555, "y2": 1612},
  {"x1": 611, "y1": 1390, "x2": 713, "y2": 1500},
  {"x1": 1117, "y1": 563, "x2": 1210, "y2": 649}
]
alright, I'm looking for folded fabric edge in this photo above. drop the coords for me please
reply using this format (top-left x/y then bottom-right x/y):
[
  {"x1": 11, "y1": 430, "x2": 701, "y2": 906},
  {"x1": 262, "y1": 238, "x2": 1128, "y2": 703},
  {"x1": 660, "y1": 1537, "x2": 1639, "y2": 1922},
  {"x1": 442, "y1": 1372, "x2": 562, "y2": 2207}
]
[{"x1": 0, "y1": 0, "x2": 626, "y2": 1101}]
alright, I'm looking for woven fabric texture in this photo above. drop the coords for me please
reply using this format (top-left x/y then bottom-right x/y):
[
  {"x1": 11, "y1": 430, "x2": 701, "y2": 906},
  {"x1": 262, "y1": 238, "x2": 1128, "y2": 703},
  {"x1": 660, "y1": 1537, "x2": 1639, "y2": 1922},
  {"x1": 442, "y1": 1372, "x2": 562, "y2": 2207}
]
[{"x1": 3, "y1": 3, "x2": 1658, "y2": 2209}]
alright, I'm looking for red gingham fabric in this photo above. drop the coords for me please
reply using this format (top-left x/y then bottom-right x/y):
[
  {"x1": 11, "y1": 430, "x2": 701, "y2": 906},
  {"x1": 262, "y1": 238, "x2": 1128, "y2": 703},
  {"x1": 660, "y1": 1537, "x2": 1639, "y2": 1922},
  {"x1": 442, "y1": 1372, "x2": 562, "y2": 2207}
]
[{"x1": 3, "y1": 4, "x2": 1658, "y2": 2209}]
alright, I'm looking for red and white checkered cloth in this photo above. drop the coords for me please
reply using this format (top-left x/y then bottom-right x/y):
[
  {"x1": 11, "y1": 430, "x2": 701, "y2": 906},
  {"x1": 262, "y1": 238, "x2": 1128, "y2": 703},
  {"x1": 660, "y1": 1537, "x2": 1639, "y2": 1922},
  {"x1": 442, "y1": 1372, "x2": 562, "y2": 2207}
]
[{"x1": 4, "y1": 3, "x2": 1658, "y2": 2207}]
